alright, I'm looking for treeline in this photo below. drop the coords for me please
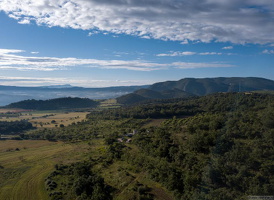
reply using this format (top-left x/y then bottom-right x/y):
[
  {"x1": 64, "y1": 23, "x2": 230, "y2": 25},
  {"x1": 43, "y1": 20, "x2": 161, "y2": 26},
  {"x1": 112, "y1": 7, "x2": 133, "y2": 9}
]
[
  {"x1": 25, "y1": 120, "x2": 98, "y2": 141},
  {"x1": 0, "y1": 120, "x2": 33, "y2": 135},
  {"x1": 6, "y1": 97, "x2": 99, "y2": 110}
]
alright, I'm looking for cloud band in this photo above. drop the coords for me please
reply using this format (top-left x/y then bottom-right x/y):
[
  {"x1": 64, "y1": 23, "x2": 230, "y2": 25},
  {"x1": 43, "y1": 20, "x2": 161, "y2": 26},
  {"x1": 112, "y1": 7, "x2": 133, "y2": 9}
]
[
  {"x1": 0, "y1": 48, "x2": 235, "y2": 71},
  {"x1": 0, "y1": 0, "x2": 273, "y2": 44}
]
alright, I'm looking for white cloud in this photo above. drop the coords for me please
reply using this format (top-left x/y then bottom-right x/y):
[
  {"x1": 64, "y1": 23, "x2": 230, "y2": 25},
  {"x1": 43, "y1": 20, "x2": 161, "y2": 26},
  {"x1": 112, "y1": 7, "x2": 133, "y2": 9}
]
[
  {"x1": 222, "y1": 46, "x2": 233, "y2": 50},
  {"x1": 0, "y1": 49, "x2": 24, "y2": 54},
  {"x1": 0, "y1": 76, "x2": 155, "y2": 87},
  {"x1": 157, "y1": 51, "x2": 196, "y2": 57},
  {"x1": 0, "y1": 76, "x2": 64, "y2": 84},
  {"x1": 141, "y1": 36, "x2": 151, "y2": 39},
  {"x1": 0, "y1": 48, "x2": 235, "y2": 72},
  {"x1": 157, "y1": 51, "x2": 223, "y2": 56},
  {"x1": 199, "y1": 52, "x2": 222, "y2": 55},
  {"x1": 0, "y1": 48, "x2": 163, "y2": 71},
  {"x1": 8, "y1": 13, "x2": 20, "y2": 20},
  {"x1": 262, "y1": 49, "x2": 274, "y2": 54},
  {"x1": 18, "y1": 18, "x2": 31, "y2": 24},
  {"x1": 31, "y1": 51, "x2": 39, "y2": 54},
  {"x1": 174, "y1": 62, "x2": 234, "y2": 69},
  {"x1": 181, "y1": 52, "x2": 197, "y2": 56},
  {"x1": 88, "y1": 30, "x2": 100, "y2": 36},
  {"x1": 0, "y1": 0, "x2": 273, "y2": 44},
  {"x1": 180, "y1": 40, "x2": 189, "y2": 45}
]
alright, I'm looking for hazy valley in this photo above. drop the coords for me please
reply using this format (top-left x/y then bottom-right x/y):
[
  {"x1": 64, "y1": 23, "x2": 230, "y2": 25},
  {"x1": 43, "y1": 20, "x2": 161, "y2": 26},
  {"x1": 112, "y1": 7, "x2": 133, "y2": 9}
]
[{"x1": 0, "y1": 85, "x2": 148, "y2": 106}]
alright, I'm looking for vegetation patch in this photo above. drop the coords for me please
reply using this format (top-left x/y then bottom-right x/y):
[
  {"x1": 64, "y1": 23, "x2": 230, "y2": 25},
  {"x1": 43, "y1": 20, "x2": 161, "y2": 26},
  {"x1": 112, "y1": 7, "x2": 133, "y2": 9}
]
[{"x1": 45, "y1": 162, "x2": 112, "y2": 200}]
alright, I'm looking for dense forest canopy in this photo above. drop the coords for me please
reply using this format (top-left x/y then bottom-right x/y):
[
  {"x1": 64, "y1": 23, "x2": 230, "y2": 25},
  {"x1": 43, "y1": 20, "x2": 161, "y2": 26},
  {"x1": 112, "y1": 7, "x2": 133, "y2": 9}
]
[
  {"x1": 5, "y1": 97, "x2": 99, "y2": 110},
  {"x1": 0, "y1": 120, "x2": 33, "y2": 135}
]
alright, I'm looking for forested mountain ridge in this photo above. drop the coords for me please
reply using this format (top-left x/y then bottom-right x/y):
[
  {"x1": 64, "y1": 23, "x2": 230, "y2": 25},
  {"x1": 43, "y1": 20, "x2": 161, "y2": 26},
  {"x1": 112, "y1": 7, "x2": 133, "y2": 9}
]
[
  {"x1": 149, "y1": 77, "x2": 274, "y2": 95},
  {"x1": 117, "y1": 77, "x2": 274, "y2": 104},
  {"x1": 5, "y1": 97, "x2": 99, "y2": 110}
]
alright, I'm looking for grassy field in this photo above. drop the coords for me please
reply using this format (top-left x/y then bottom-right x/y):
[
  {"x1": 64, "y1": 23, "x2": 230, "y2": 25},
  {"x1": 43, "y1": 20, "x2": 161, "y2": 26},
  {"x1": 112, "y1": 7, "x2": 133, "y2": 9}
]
[
  {"x1": 0, "y1": 109, "x2": 89, "y2": 128},
  {"x1": 99, "y1": 99, "x2": 121, "y2": 109},
  {"x1": 0, "y1": 140, "x2": 90, "y2": 200},
  {"x1": 0, "y1": 109, "x2": 30, "y2": 113}
]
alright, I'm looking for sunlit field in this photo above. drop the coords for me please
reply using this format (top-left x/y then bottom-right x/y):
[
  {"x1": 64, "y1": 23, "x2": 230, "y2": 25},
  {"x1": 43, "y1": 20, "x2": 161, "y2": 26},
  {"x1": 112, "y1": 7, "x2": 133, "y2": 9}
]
[
  {"x1": 0, "y1": 140, "x2": 90, "y2": 200},
  {"x1": 0, "y1": 109, "x2": 89, "y2": 128}
]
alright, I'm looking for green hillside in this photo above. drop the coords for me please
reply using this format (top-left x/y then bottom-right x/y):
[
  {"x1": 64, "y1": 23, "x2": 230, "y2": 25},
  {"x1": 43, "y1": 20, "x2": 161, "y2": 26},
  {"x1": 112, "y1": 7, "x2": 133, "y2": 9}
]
[{"x1": 117, "y1": 88, "x2": 194, "y2": 105}]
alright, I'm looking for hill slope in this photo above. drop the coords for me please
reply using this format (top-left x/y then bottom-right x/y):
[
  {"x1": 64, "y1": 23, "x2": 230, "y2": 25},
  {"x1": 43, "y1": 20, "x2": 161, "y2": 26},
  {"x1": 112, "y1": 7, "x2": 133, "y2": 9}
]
[
  {"x1": 117, "y1": 88, "x2": 194, "y2": 105},
  {"x1": 149, "y1": 77, "x2": 274, "y2": 95},
  {"x1": 5, "y1": 97, "x2": 99, "y2": 110},
  {"x1": 117, "y1": 77, "x2": 274, "y2": 104}
]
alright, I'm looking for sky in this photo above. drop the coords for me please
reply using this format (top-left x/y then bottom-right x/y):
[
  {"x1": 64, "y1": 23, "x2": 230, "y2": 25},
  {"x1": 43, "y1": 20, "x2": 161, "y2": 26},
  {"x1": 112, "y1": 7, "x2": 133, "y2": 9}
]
[{"x1": 0, "y1": 0, "x2": 273, "y2": 88}]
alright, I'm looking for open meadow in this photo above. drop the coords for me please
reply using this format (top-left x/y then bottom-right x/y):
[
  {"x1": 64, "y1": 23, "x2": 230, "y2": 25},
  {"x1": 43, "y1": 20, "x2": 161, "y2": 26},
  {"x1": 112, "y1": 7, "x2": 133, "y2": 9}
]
[{"x1": 0, "y1": 140, "x2": 90, "y2": 200}]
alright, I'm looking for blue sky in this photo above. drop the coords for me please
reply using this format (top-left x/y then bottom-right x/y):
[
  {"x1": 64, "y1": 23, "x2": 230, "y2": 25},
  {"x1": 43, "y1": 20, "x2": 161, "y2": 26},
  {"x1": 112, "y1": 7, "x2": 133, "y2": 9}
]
[{"x1": 0, "y1": 0, "x2": 273, "y2": 87}]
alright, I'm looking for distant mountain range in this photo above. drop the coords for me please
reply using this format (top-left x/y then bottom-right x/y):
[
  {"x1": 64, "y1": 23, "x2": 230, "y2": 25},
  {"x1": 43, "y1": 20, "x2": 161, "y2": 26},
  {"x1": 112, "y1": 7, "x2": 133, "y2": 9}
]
[
  {"x1": 0, "y1": 85, "x2": 149, "y2": 106},
  {"x1": 2, "y1": 77, "x2": 274, "y2": 107},
  {"x1": 117, "y1": 77, "x2": 274, "y2": 104},
  {"x1": 39, "y1": 84, "x2": 74, "y2": 89}
]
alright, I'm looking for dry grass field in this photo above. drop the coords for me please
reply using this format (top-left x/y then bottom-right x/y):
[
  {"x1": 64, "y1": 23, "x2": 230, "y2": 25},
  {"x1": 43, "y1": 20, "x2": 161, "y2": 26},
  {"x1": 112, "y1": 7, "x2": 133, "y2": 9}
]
[
  {"x1": 0, "y1": 109, "x2": 30, "y2": 113},
  {"x1": 0, "y1": 109, "x2": 89, "y2": 128},
  {"x1": 0, "y1": 140, "x2": 90, "y2": 200},
  {"x1": 29, "y1": 112, "x2": 89, "y2": 128}
]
